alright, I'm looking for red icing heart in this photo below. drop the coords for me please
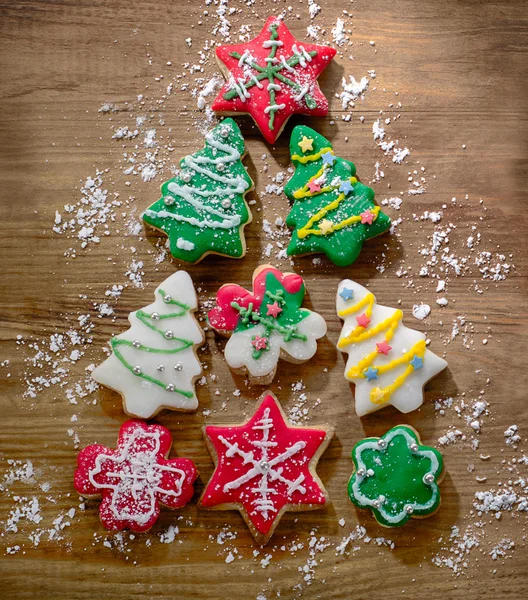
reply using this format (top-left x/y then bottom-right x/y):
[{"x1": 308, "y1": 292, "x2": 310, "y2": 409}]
[{"x1": 208, "y1": 266, "x2": 304, "y2": 332}]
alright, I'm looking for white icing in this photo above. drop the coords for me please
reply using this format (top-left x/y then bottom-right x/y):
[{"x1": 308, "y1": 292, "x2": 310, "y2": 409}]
[
  {"x1": 251, "y1": 76, "x2": 264, "y2": 89},
  {"x1": 351, "y1": 428, "x2": 440, "y2": 524},
  {"x1": 144, "y1": 129, "x2": 249, "y2": 231},
  {"x1": 92, "y1": 271, "x2": 204, "y2": 418},
  {"x1": 267, "y1": 83, "x2": 281, "y2": 91},
  {"x1": 238, "y1": 50, "x2": 250, "y2": 67},
  {"x1": 231, "y1": 78, "x2": 251, "y2": 102},
  {"x1": 292, "y1": 44, "x2": 312, "y2": 68},
  {"x1": 264, "y1": 103, "x2": 286, "y2": 114},
  {"x1": 336, "y1": 280, "x2": 447, "y2": 417},
  {"x1": 293, "y1": 84, "x2": 310, "y2": 102},
  {"x1": 88, "y1": 428, "x2": 186, "y2": 525},
  {"x1": 218, "y1": 407, "x2": 307, "y2": 519},
  {"x1": 176, "y1": 238, "x2": 195, "y2": 251},
  {"x1": 265, "y1": 57, "x2": 279, "y2": 64},
  {"x1": 224, "y1": 311, "x2": 327, "y2": 380},
  {"x1": 262, "y1": 40, "x2": 284, "y2": 48},
  {"x1": 280, "y1": 55, "x2": 295, "y2": 72}
]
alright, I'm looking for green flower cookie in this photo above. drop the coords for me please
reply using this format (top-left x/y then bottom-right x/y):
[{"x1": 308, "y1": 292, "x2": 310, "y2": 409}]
[{"x1": 348, "y1": 425, "x2": 444, "y2": 527}]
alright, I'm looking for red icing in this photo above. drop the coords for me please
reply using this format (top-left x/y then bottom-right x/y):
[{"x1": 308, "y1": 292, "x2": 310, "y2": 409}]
[
  {"x1": 208, "y1": 266, "x2": 304, "y2": 332},
  {"x1": 74, "y1": 420, "x2": 197, "y2": 532},
  {"x1": 211, "y1": 17, "x2": 336, "y2": 144},
  {"x1": 201, "y1": 394, "x2": 328, "y2": 537}
]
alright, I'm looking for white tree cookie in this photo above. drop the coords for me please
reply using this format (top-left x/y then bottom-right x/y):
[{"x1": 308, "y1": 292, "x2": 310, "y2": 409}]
[
  {"x1": 92, "y1": 271, "x2": 204, "y2": 418},
  {"x1": 336, "y1": 279, "x2": 447, "y2": 416},
  {"x1": 208, "y1": 265, "x2": 327, "y2": 384}
]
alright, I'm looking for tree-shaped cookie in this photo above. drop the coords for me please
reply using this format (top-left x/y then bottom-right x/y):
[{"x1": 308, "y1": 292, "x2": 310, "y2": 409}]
[
  {"x1": 92, "y1": 271, "x2": 204, "y2": 418},
  {"x1": 348, "y1": 425, "x2": 444, "y2": 527},
  {"x1": 142, "y1": 118, "x2": 253, "y2": 263},
  {"x1": 199, "y1": 392, "x2": 333, "y2": 544},
  {"x1": 284, "y1": 126, "x2": 391, "y2": 266},
  {"x1": 336, "y1": 279, "x2": 447, "y2": 416},
  {"x1": 208, "y1": 265, "x2": 327, "y2": 384}
]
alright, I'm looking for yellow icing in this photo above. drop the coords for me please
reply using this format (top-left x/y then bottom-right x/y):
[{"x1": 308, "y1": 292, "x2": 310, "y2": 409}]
[
  {"x1": 338, "y1": 293, "x2": 426, "y2": 405},
  {"x1": 291, "y1": 147, "x2": 334, "y2": 164}
]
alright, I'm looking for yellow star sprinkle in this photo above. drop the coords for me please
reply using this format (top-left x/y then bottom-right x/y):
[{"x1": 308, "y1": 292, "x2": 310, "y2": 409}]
[
  {"x1": 318, "y1": 219, "x2": 334, "y2": 234},
  {"x1": 298, "y1": 136, "x2": 314, "y2": 153},
  {"x1": 370, "y1": 387, "x2": 387, "y2": 404}
]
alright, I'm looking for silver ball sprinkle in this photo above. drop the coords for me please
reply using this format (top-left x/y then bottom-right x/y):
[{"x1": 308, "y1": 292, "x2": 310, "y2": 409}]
[
  {"x1": 356, "y1": 468, "x2": 366, "y2": 477},
  {"x1": 410, "y1": 443, "x2": 419, "y2": 452},
  {"x1": 166, "y1": 383, "x2": 175, "y2": 392},
  {"x1": 163, "y1": 294, "x2": 172, "y2": 303},
  {"x1": 424, "y1": 473, "x2": 435, "y2": 484},
  {"x1": 151, "y1": 312, "x2": 160, "y2": 321},
  {"x1": 174, "y1": 363, "x2": 183, "y2": 372},
  {"x1": 132, "y1": 340, "x2": 141, "y2": 349},
  {"x1": 221, "y1": 199, "x2": 232, "y2": 209},
  {"x1": 404, "y1": 504, "x2": 414, "y2": 515},
  {"x1": 377, "y1": 439, "x2": 387, "y2": 449},
  {"x1": 164, "y1": 330, "x2": 174, "y2": 340},
  {"x1": 220, "y1": 126, "x2": 230, "y2": 138},
  {"x1": 372, "y1": 499, "x2": 380, "y2": 508},
  {"x1": 181, "y1": 171, "x2": 192, "y2": 183},
  {"x1": 216, "y1": 162, "x2": 226, "y2": 172},
  {"x1": 164, "y1": 196, "x2": 175, "y2": 206},
  {"x1": 132, "y1": 365, "x2": 142, "y2": 375},
  {"x1": 259, "y1": 461, "x2": 270, "y2": 472},
  {"x1": 156, "y1": 364, "x2": 165, "y2": 372}
]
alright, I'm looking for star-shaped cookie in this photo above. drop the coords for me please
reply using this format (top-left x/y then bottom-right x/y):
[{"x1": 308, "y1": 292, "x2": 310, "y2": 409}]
[
  {"x1": 199, "y1": 392, "x2": 333, "y2": 544},
  {"x1": 212, "y1": 16, "x2": 336, "y2": 144}
]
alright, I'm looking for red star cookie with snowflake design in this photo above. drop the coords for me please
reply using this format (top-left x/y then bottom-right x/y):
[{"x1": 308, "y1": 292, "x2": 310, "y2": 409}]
[
  {"x1": 199, "y1": 392, "x2": 333, "y2": 544},
  {"x1": 74, "y1": 420, "x2": 197, "y2": 532},
  {"x1": 212, "y1": 16, "x2": 336, "y2": 144}
]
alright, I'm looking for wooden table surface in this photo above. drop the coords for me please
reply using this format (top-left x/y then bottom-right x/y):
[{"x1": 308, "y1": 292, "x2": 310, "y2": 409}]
[{"x1": 1, "y1": 0, "x2": 527, "y2": 598}]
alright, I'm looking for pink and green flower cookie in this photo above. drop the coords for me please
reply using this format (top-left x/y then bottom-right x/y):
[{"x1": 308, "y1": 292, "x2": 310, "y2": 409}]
[{"x1": 348, "y1": 425, "x2": 444, "y2": 527}]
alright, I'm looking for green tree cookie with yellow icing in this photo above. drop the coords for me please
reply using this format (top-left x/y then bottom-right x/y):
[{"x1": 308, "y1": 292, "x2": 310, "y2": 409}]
[
  {"x1": 284, "y1": 126, "x2": 390, "y2": 266},
  {"x1": 142, "y1": 118, "x2": 253, "y2": 263},
  {"x1": 348, "y1": 425, "x2": 444, "y2": 527}
]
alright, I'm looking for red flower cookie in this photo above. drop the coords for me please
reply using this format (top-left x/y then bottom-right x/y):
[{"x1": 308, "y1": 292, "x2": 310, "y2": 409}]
[
  {"x1": 212, "y1": 16, "x2": 336, "y2": 144},
  {"x1": 199, "y1": 392, "x2": 333, "y2": 544},
  {"x1": 74, "y1": 420, "x2": 197, "y2": 532}
]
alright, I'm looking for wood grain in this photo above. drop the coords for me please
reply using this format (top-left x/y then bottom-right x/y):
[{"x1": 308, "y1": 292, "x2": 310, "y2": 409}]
[{"x1": 0, "y1": 0, "x2": 527, "y2": 598}]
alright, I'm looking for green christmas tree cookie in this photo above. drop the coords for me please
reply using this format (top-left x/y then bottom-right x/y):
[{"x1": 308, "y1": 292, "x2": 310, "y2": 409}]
[
  {"x1": 284, "y1": 126, "x2": 391, "y2": 266},
  {"x1": 348, "y1": 425, "x2": 444, "y2": 527},
  {"x1": 142, "y1": 118, "x2": 253, "y2": 263}
]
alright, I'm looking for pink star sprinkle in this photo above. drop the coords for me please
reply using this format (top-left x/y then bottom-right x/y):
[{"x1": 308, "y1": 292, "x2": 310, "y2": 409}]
[
  {"x1": 252, "y1": 336, "x2": 268, "y2": 351},
  {"x1": 266, "y1": 302, "x2": 283, "y2": 318},
  {"x1": 376, "y1": 341, "x2": 392, "y2": 355},
  {"x1": 360, "y1": 210, "x2": 374, "y2": 225},
  {"x1": 356, "y1": 313, "x2": 371, "y2": 328},
  {"x1": 307, "y1": 180, "x2": 322, "y2": 193}
]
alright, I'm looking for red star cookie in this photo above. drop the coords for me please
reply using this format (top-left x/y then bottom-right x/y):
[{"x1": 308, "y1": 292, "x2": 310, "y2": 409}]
[
  {"x1": 199, "y1": 392, "x2": 333, "y2": 544},
  {"x1": 212, "y1": 16, "x2": 337, "y2": 144}
]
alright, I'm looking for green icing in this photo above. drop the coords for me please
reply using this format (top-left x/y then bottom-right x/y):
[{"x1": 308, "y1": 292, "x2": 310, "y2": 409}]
[
  {"x1": 111, "y1": 288, "x2": 196, "y2": 399},
  {"x1": 142, "y1": 118, "x2": 253, "y2": 263},
  {"x1": 231, "y1": 270, "x2": 308, "y2": 359},
  {"x1": 284, "y1": 125, "x2": 391, "y2": 267},
  {"x1": 348, "y1": 425, "x2": 444, "y2": 527}
]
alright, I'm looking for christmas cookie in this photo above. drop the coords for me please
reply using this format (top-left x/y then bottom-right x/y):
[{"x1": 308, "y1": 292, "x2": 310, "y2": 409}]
[
  {"x1": 208, "y1": 265, "x2": 327, "y2": 384},
  {"x1": 92, "y1": 271, "x2": 204, "y2": 419},
  {"x1": 199, "y1": 391, "x2": 333, "y2": 544},
  {"x1": 348, "y1": 425, "x2": 444, "y2": 527},
  {"x1": 74, "y1": 420, "x2": 197, "y2": 532},
  {"x1": 284, "y1": 126, "x2": 391, "y2": 266},
  {"x1": 142, "y1": 118, "x2": 253, "y2": 263},
  {"x1": 336, "y1": 279, "x2": 447, "y2": 416},
  {"x1": 211, "y1": 17, "x2": 336, "y2": 144}
]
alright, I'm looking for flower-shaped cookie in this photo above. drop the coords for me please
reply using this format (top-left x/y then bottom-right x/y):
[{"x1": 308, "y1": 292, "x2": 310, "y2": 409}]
[
  {"x1": 348, "y1": 425, "x2": 444, "y2": 527},
  {"x1": 74, "y1": 420, "x2": 197, "y2": 532}
]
